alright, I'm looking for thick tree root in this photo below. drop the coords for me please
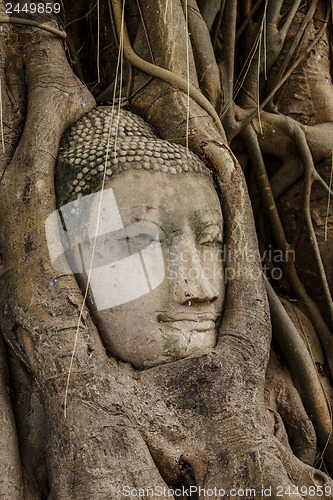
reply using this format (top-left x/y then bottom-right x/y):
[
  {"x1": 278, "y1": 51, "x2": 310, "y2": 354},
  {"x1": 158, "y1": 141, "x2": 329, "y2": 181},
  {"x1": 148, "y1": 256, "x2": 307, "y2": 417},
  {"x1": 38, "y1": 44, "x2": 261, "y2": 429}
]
[
  {"x1": 184, "y1": 0, "x2": 223, "y2": 112},
  {"x1": 0, "y1": 16, "x2": 66, "y2": 38},
  {"x1": 266, "y1": 280, "x2": 333, "y2": 474},
  {"x1": 110, "y1": 0, "x2": 226, "y2": 140},
  {"x1": 0, "y1": 335, "x2": 23, "y2": 499}
]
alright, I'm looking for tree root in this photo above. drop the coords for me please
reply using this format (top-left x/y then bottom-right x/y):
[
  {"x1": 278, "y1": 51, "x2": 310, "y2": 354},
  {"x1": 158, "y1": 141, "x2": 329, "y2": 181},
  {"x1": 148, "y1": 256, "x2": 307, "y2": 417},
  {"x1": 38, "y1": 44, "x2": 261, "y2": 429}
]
[
  {"x1": 289, "y1": 122, "x2": 333, "y2": 327},
  {"x1": 0, "y1": 15, "x2": 67, "y2": 38},
  {"x1": 184, "y1": 0, "x2": 223, "y2": 112},
  {"x1": 265, "y1": 0, "x2": 319, "y2": 103},
  {"x1": 220, "y1": 0, "x2": 238, "y2": 134},
  {"x1": 253, "y1": 112, "x2": 333, "y2": 200},
  {"x1": 236, "y1": 0, "x2": 264, "y2": 41},
  {"x1": 266, "y1": 280, "x2": 333, "y2": 475},
  {"x1": 0, "y1": 335, "x2": 23, "y2": 499},
  {"x1": 265, "y1": 349, "x2": 317, "y2": 466},
  {"x1": 110, "y1": 0, "x2": 226, "y2": 140},
  {"x1": 241, "y1": 122, "x2": 333, "y2": 378},
  {"x1": 232, "y1": 5, "x2": 330, "y2": 139}
]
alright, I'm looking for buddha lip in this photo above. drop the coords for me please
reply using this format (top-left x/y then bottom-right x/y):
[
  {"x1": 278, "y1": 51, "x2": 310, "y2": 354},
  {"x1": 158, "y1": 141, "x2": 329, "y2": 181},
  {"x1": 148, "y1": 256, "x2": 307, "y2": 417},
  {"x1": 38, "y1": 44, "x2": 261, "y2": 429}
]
[
  {"x1": 157, "y1": 312, "x2": 218, "y2": 323},
  {"x1": 158, "y1": 318, "x2": 216, "y2": 333}
]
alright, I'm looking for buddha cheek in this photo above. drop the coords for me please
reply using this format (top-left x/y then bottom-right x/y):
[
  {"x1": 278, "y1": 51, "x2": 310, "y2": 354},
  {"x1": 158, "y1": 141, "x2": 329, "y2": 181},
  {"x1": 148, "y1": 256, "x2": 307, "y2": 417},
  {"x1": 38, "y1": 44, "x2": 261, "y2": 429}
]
[{"x1": 96, "y1": 299, "x2": 169, "y2": 363}]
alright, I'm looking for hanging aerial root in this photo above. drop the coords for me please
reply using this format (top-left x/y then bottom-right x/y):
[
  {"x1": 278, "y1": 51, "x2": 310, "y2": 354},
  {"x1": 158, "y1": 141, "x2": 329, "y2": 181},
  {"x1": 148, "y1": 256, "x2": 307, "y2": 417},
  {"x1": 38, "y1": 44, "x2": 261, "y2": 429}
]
[
  {"x1": 231, "y1": 0, "x2": 301, "y2": 125},
  {"x1": 325, "y1": 158, "x2": 333, "y2": 242}
]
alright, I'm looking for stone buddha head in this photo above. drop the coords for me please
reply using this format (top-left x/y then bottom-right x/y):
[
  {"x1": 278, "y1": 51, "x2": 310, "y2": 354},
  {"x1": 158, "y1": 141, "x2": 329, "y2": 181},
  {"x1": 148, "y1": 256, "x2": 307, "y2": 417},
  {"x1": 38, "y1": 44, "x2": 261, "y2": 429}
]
[{"x1": 54, "y1": 107, "x2": 225, "y2": 369}]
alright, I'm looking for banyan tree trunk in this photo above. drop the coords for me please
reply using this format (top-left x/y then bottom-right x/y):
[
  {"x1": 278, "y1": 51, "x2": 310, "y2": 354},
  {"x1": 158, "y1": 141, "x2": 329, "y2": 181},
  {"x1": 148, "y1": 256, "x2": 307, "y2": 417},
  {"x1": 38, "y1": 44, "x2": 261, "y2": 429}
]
[{"x1": 0, "y1": 0, "x2": 332, "y2": 498}]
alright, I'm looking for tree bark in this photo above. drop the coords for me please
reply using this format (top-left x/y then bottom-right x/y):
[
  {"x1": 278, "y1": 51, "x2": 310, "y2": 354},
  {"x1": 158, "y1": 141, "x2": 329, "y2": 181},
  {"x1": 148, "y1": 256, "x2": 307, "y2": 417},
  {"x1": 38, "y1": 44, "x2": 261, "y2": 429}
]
[{"x1": 0, "y1": 0, "x2": 332, "y2": 498}]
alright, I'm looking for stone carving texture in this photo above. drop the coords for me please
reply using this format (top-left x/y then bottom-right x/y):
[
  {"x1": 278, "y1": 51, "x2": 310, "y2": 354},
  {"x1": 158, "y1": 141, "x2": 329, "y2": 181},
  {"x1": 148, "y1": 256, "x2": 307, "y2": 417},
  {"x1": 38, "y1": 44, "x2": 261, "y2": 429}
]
[{"x1": 56, "y1": 106, "x2": 212, "y2": 207}]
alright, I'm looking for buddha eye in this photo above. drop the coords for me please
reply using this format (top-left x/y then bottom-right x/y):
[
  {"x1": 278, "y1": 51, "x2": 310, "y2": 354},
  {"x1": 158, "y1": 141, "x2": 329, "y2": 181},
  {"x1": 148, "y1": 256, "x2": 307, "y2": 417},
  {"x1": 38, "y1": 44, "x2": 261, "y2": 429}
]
[
  {"x1": 198, "y1": 225, "x2": 222, "y2": 246},
  {"x1": 133, "y1": 232, "x2": 154, "y2": 241}
]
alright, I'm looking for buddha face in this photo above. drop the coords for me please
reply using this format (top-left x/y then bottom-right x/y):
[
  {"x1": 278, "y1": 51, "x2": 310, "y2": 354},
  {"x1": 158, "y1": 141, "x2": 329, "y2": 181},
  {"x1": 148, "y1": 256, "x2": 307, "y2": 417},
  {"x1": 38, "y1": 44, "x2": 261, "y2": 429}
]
[{"x1": 78, "y1": 169, "x2": 225, "y2": 369}]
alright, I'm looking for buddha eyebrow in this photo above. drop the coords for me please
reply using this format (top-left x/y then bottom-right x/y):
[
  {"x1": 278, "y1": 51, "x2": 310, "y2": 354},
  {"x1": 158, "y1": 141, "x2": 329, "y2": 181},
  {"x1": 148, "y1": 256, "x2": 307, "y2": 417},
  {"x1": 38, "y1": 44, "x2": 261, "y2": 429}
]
[
  {"x1": 119, "y1": 205, "x2": 159, "y2": 214},
  {"x1": 196, "y1": 209, "x2": 222, "y2": 216},
  {"x1": 192, "y1": 210, "x2": 223, "y2": 222},
  {"x1": 122, "y1": 218, "x2": 165, "y2": 233},
  {"x1": 201, "y1": 222, "x2": 223, "y2": 229},
  {"x1": 197, "y1": 209, "x2": 221, "y2": 212},
  {"x1": 190, "y1": 211, "x2": 223, "y2": 235}
]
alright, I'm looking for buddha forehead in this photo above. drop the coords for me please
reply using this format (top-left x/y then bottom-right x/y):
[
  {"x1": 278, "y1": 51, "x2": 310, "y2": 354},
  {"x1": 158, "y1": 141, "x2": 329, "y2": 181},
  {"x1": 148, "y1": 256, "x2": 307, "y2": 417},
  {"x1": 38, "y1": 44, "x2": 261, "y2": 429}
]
[
  {"x1": 56, "y1": 106, "x2": 216, "y2": 209},
  {"x1": 105, "y1": 169, "x2": 223, "y2": 233}
]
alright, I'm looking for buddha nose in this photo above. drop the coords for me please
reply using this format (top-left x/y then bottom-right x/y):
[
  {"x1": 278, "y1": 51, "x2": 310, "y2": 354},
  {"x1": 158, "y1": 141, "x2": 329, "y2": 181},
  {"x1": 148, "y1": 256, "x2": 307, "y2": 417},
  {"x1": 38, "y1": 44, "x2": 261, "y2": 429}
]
[{"x1": 174, "y1": 246, "x2": 220, "y2": 305}]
